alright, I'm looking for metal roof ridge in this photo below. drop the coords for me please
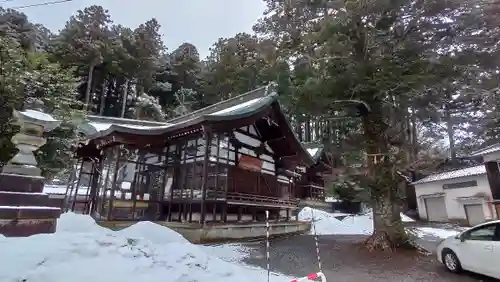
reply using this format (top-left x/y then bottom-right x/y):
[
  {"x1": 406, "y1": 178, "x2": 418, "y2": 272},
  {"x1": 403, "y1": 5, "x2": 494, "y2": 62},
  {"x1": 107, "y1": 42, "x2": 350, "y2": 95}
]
[
  {"x1": 411, "y1": 164, "x2": 486, "y2": 185},
  {"x1": 470, "y1": 142, "x2": 500, "y2": 156},
  {"x1": 86, "y1": 115, "x2": 170, "y2": 126}
]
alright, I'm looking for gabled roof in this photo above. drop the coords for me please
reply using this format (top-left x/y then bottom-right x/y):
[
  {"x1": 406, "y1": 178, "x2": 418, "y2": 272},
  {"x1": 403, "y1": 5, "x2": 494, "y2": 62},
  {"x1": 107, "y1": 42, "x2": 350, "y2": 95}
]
[
  {"x1": 77, "y1": 85, "x2": 315, "y2": 167},
  {"x1": 85, "y1": 86, "x2": 276, "y2": 139},
  {"x1": 411, "y1": 165, "x2": 486, "y2": 185}
]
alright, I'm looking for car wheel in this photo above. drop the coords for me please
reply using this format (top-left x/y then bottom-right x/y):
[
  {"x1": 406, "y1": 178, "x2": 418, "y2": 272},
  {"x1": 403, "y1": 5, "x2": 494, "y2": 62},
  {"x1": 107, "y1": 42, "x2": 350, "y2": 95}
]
[{"x1": 442, "y1": 249, "x2": 462, "y2": 273}]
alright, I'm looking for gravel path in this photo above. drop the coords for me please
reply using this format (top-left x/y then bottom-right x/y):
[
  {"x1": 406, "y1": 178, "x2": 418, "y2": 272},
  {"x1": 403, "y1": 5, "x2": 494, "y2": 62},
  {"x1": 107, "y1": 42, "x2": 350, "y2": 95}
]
[{"x1": 239, "y1": 234, "x2": 498, "y2": 282}]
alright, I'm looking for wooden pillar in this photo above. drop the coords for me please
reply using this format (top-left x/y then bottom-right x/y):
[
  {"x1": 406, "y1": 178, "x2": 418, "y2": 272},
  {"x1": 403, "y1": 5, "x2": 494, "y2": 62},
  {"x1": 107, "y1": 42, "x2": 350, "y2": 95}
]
[
  {"x1": 168, "y1": 144, "x2": 180, "y2": 222},
  {"x1": 286, "y1": 209, "x2": 290, "y2": 221},
  {"x1": 485, "y1": 162, "x2": 500, "y2": 200},
  {"x1": 237, "y1": 207, "x2": 243, "y2": 222},
  {"x1": 222, "y1": 203, "x2": 228, "y2": 222},
  {"x1": 179, "y1": 140, "x2": 188, "y2": 222},
  {"x1": 130, "y1": 153, "x2": 142, "y2": 220},
  {"x1": 106, "y1": 146, "x2": 121, "y2": 221},
  {"x1": 200, "y1": 128, "x2": 211, "y2": 225},
  {"x1": 69, "y1": 159, "x2": 84, "y2": 212},
  {"x1": 87, "y1": 158, "x2": 103, "y2": 214}
]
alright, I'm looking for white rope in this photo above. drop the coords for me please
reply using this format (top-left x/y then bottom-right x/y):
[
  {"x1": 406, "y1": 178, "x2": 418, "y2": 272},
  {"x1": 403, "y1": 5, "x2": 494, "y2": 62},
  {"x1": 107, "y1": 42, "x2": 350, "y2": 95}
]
[
  {"x1": 265, "y1": 210, "x2": 270, "y2": 282},
  {"x1": 310, "y1": 209, "x2": 323, "y2": 273}
]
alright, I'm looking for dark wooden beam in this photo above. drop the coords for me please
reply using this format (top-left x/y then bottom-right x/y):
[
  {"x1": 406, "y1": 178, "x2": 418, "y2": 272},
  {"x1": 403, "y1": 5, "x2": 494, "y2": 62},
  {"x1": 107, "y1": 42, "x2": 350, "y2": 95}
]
[{"x1": 200, "y1": 129, "x2": 212, "y2": 225}]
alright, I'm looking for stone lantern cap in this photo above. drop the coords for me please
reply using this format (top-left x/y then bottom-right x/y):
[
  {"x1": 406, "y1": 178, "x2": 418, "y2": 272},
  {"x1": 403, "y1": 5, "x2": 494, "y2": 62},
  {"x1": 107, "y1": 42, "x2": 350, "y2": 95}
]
[{"x1": 13, "y1": 109, "x2": 62, "y2": 132}]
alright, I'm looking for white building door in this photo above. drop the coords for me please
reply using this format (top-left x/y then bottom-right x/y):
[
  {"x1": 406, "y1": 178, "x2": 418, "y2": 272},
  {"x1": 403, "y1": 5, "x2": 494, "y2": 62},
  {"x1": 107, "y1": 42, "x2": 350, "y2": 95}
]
[
  {"x1": 465, "y1": 204, "x2": 486, "y2": 226},
  {"x1": 424, "y1": 197, "x2": 448, "y2": 222}
]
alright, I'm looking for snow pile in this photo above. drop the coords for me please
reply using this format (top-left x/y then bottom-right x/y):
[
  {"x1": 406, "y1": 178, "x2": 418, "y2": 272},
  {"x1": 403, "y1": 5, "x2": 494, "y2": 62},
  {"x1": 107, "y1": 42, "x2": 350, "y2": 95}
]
[
  {"x1": 299, "y1": 207, "x2": 460, "y2": 239},
  {"x1": 410, "y1": 227, "x2": 460, "y2": 239},
  {"x1": 0, "y1": 213, "x2": 290, "y2": 282},
  {"x1": 57, "y1": 212, "x2": 109, "y2": 234},
  {"x1": 118, "y1": 221, "x2": 188, "y2": 244},
  {"x1": 298, "y1": 207, "x2": 372, "y2": 235},
  {"x1": 400, "y1": 213, "x2": 415, "y2": 222}
]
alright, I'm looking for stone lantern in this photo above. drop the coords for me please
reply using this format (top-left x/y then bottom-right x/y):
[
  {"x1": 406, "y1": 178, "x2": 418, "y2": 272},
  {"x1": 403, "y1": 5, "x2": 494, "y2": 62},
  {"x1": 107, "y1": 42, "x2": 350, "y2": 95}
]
[{"x1": 0, "y1": 109, "x2": 63, "y2": 237}]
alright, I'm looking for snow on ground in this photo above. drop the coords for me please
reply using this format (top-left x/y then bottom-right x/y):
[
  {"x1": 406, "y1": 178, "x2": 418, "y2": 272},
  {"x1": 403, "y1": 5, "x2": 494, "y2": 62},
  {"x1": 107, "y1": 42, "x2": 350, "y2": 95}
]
[
  {"x1": 200, "y1": 243, "x2": 253, "y2": 263},
  {"x1": 0, "y1": 213, "x2": 292, "y2": 282},
  {"x1": 298, "y1": 207, "x2": 461, "y2": 239},
  {"x1": 410, "y1": 227, "x2": 461, "y2": 239}
]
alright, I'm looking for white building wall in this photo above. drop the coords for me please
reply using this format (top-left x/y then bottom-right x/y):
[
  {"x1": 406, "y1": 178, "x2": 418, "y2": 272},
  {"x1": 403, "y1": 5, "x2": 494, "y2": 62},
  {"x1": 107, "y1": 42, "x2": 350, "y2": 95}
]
[
  {"x1": 415, "y1": 174, "x2": 495, "y2": 222},
  {"x1": 483, "y1": 151, "x2": 500, "y2": 162}
]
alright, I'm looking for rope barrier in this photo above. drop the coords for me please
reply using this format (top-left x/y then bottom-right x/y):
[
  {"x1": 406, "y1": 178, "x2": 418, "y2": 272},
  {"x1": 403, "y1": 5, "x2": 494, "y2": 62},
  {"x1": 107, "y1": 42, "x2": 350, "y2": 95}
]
[
  {"x1": 310, "y1": 208, "x2": 323, "y2": 273},
  {"x1": 265, "y1": 210, "x2": 270, "y2": 282}
]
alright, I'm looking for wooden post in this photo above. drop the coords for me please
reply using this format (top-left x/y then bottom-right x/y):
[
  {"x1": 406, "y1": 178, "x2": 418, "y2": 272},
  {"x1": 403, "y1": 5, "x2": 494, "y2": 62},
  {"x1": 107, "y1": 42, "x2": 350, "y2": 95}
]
[
  {"x1": 224, "y1": 133, "x2": 230, "y2": 222},
  {"x1": 68, "y1": 159, "x2": 84, "y2": 212},
  {"x1": 179, "y1": 139, "x2": 188, "y2": 222},
  {"x1": 107, "y1": 146, "x2": 121, "y2": 221},
  {"x1": 130, "y1": 152, "x2": 142, "y2": 220},
  {"x1": 189, "y1": 137, "x2": 199, "y2": 223},
  {"x1": 97, "y1": 150, "x2": 113, "y2": 218},
  {"x1": 237, "y1": 207, "x2": 243, "y2": 222},
  {"x1": 200, "y1": 128, "x2": 211, "y2": 225},
  {"x1": 89, "y1": 158, "x2": 103, "y2": 215},
  {"x1": 168, "y1": 144, "x2": 180, "y2": 222},
  {"x1": 212, "y1": 203, "x2": 217, "y2": 222}
]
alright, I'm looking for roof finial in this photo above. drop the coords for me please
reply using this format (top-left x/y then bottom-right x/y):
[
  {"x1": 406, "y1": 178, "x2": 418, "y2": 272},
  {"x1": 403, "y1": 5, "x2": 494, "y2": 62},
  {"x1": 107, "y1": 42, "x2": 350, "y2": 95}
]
[{"x1": 264, "y1": 82, "x2": 278, "y2": 96}]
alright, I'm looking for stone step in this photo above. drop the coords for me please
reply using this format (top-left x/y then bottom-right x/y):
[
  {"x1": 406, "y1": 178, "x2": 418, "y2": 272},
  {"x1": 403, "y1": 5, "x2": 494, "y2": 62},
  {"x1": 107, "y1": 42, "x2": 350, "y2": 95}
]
[
  {"x1": 0, "y1": 218, "x2": 57, "y2": 237},
  {"x1": 0, "y1": 191, "x2": 60, "y2": 207},
  {"x1": 0, "y1": 206, "x2": 61, "y2": 220},
  {"x1": 0, "y1": 173, "x2": 44, "y2": 193}
]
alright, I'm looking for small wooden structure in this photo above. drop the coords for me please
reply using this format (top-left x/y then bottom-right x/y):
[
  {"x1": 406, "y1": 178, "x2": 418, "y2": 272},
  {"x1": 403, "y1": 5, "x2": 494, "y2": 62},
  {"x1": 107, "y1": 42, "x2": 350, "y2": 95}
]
[
  {"x1": 67, "y1": 85, "x2": 316, "y2": 224},
  {"x1": 297, "y1": 146, "x2": 330, "y2": 201}
]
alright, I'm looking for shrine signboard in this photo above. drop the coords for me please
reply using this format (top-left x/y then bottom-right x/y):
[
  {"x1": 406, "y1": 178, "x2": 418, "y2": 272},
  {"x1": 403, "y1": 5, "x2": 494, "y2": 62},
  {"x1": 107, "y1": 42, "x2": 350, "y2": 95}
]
[{"x1": 238, "y1": 155, "x2": 262, "y2": 172}]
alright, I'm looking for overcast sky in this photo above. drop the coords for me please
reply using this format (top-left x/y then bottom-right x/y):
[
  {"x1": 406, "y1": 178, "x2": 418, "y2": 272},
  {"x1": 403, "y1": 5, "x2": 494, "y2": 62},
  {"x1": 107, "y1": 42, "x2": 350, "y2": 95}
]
[{"x1": 7, "y1": 0, "x2": 267, "y2": 59}]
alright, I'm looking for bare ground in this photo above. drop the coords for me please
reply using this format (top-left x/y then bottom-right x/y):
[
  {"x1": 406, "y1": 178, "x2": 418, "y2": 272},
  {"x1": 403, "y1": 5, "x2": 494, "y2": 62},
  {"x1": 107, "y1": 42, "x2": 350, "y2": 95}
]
[{"x1": 240, "y1": 234, "x2": 499, "y2": 282}]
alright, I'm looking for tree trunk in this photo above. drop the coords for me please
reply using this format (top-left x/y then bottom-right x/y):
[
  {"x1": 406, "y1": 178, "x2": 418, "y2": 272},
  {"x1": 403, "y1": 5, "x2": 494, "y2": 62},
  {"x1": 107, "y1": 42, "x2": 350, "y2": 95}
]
[
  {"x1": 314, "y1": 119, "x2": 320, "y2": 141},
  {"x1": 445, "y1": 107, "x2": 456, "y2": 161},
  {"x1": 120, "y1": 78, "x2": 129, "y2": 118},
  {"x1": 362, "y1": 100, "x2": 412, "y2": 251},
  {"x1": 84, "y1": 64, "x2": 96, "y2": 112},
  {"x1": 305, "y1": 115, "x2": 311, "y2": 141},
  {"x1": 295, "y1": 114, "x2": 303, "y2": 141},
  {"x1": 99, "y1": 78, "x2": 107, "y2": 116},
  {"x1": 410, "y1": 110, "x2": 418, "y2": 161}
]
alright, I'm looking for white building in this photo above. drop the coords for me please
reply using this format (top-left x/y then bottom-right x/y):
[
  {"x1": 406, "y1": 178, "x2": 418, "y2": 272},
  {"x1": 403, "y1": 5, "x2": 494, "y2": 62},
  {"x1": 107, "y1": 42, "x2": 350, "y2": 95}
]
[{"x1": 412, "y1": 165, "x2": 497, "y2": 226}]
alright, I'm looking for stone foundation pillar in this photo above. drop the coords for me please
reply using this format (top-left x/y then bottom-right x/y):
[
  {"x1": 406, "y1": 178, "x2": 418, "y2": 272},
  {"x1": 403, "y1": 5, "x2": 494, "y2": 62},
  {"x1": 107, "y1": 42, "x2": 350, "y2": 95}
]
[{"x1": 0, "y1": 109, "x2": 62, "y2": 237}]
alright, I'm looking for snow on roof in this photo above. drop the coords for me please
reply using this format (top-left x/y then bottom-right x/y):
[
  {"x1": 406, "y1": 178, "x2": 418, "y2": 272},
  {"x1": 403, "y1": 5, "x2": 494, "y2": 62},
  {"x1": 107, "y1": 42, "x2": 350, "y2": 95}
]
[
  {"x1": 411, "y1": 165, "x2": 486, "y2": 185},
  {"x1": 21, "y1": 109, "x2": 59, "y2": 122},
  {"x1": 307, "y1": 148, "x2": 320, "y2": 157},
  {"x1": 325, "y1": 197, "x2": 340, "y2": 203},
  {"x1": 471, "y1": 143, "x2": 500, "y2": 157},
  {"x1": 0, "y1": 206, "x2": 60, "y2": 210},
  {"x1": 208, "y1": 97, "x2": 263, "y2": 116},
  {"x1": 43, "y1": 184, "x2": 89, "y2": 195},
  {"x1": 77, "y1": 121, "x2": 172, "y2": 136},
  {"x1": 78, "y1": 89, "x2": 271, "y2": 136}
]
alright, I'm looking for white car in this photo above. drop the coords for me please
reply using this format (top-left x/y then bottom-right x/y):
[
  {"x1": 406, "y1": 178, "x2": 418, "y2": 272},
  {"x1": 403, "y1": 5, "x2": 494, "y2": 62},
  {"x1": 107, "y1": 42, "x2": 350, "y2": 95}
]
[{"x1": 437, "y1": 219, "x2": 500, "y2": 279}]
